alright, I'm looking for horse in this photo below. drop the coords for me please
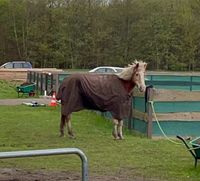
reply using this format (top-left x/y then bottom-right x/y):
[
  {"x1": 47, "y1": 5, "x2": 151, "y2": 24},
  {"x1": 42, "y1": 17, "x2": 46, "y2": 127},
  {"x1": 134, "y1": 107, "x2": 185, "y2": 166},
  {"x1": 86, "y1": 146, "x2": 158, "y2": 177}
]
[{"x1": 56, "y1": 60, "x2": 147, "y2": 139}]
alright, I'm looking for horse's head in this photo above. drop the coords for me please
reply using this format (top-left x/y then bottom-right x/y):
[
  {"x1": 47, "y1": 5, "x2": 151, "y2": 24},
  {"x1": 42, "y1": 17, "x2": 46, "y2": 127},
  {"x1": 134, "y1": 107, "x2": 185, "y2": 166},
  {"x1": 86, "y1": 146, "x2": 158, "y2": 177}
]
[
  {"x1": 117, "y1": 60, "x2": 147, "y2": 92},
  {"x1": 131, "y1": 61, "x2": 147, "y2": 92}
]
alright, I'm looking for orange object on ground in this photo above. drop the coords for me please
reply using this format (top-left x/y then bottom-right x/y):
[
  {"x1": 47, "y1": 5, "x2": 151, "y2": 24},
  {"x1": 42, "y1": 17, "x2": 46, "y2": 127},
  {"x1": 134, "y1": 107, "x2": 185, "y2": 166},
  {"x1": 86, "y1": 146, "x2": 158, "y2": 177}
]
[{"x1": 49, "y1": 92, "x2": 57, "y2": 107}]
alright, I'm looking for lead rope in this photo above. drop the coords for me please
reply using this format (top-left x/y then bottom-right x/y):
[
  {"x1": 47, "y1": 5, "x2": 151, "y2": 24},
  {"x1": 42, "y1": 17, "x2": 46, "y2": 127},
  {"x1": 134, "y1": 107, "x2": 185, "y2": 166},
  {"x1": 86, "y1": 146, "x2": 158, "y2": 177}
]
[
  {"x1": 149, "y1": 100, "x2": 200, "y2": 150},
  {"x1": 149, "y1": 101, "x2": 183, "y2": 145},
  {"x1": 149, "y1": 101, "x2": 200, "y2": 150}
]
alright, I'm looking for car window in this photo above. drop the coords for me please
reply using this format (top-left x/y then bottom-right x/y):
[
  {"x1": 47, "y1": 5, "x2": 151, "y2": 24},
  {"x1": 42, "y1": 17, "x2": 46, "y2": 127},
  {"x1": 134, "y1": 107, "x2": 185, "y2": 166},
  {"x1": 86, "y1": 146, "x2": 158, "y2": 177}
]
[
  {"x1": 106, "y1": 68, "x2": 115, "y2": 73},
  {"x1": 23, "y1": 62, "x2": 31, "y2": 68},
  {"x1": 115, "y1": 68, "x2": 123, "y2": 73},
  {"x1": 4, "y1": 62, "x2": 13, "y2": 68},
  {"x1": 95, "y1": 68, "x2": 106, "y2": 73},
  {"x1": 14, "y1": 63, "x2": 22, "y2": 68}
]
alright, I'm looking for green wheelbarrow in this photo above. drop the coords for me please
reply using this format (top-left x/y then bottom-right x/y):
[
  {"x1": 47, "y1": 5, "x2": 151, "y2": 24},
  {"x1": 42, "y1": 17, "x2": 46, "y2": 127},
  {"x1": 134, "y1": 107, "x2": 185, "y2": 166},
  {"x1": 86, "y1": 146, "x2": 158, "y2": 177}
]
[
  {"x1": 16, "y1": 82, "x2": 36, "y2": 97},
  {"x1": 177, "y1": 135, "x2": 200, "y2": 167}
]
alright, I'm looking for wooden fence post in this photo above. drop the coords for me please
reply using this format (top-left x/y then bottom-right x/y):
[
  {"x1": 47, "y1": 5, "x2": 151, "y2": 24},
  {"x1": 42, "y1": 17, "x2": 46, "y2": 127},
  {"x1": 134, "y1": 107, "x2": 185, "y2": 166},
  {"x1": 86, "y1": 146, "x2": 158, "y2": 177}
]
[
  {"x1": 128, "y1": 97, "x2": 133, "y2": 130},
  {"x1": 40, "y1": 73, "x2": 43, "y2": 95},
  {"x1": 45, "y1": 73, "x2": 48, "y2": 94},
  {"x1": 55, "y1": 73, "x2": 59, "y2": 93},
  {"x1": 146, "y1": 86, "x2": 153, "y2": 138},
  {"x1": 27, "y1": 71, "x2": 30, "y2": 82},
  {"x1": 50, "y1": 73, "x2": 53, "y2": 92}
]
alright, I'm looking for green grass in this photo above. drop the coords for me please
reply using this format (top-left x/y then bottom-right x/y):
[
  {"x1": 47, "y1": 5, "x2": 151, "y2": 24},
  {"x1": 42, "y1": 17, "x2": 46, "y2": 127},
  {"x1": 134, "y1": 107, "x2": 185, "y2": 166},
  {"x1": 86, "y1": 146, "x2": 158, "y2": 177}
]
[
  {"x1": 0, "y1": 106, "x2": 200, "y2": 180},
  {"x1": 0, "y1": 80, "x2": 18, "y2": 98}
]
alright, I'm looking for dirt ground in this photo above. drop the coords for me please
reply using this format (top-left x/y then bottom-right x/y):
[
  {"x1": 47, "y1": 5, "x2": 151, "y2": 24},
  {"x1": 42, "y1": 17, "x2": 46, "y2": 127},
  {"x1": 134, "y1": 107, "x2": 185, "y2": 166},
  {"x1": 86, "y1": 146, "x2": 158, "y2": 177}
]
[
  {"x1": 0, "y1": 168, "x2": 161, "y2": 181},
  {"x1": 0, "y1": 169, "x2": 81, "y2": 181}
]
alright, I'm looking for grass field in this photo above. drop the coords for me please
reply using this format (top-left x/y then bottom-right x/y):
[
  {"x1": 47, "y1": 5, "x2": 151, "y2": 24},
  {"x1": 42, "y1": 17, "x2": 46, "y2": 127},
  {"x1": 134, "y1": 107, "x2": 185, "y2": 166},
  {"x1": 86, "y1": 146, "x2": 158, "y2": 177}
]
[
  {"x1": 0, "y1": 106, "x2": 200, "y2": 180},
  {"x1": 0, "y1": 80, "x2": 200, "y2": 180}
]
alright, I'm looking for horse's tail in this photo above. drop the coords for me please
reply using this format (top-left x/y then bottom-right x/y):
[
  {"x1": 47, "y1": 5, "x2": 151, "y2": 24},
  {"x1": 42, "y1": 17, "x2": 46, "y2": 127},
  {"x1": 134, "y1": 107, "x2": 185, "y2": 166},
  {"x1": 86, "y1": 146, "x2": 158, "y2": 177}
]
[{"x1": 56, "y1": 86, "x2": 62, "y2": 100}]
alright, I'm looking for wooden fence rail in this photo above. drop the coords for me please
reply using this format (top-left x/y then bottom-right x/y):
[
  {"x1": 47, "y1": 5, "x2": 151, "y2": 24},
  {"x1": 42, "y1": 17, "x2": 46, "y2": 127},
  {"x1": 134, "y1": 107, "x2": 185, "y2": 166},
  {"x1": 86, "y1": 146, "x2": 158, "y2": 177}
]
[{"x1": 133, "y1": 87, "x2": 200, "y2": 138}]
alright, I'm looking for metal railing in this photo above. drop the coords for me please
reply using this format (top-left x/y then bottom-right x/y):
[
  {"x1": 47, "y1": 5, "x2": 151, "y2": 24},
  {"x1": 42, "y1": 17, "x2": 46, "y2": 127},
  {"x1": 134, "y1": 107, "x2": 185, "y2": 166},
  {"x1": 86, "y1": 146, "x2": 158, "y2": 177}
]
[{"x1": 0, "y1": 148, "x2": 88, "y2": 181}]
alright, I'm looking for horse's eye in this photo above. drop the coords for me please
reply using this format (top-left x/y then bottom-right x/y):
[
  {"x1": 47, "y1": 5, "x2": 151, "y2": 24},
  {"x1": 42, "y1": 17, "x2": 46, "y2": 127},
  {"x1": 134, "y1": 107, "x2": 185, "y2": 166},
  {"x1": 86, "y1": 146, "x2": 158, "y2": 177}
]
[{"x1": 135, "y1": 73, "x2": 139, "y2": 76}]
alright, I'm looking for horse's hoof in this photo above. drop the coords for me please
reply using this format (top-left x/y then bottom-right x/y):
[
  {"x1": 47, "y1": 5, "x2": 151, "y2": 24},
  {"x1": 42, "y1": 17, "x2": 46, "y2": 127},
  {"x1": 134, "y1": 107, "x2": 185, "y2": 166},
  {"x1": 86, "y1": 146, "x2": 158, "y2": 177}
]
[
  {"x1": 69, "y1": 135, "x2": 76, "y2": 139},
  {"x1": 59, "y1": 133, "x2": 64, "y2": 137},
  {"x1": 113, "y1": 136, "x2": 120, "y2": 140},
  {"x1": 117, "y1": 134, "x2": 124, "y2": 140},
  {"x1": 112, "y1": 132, "x2": 118, "y2": 139}
]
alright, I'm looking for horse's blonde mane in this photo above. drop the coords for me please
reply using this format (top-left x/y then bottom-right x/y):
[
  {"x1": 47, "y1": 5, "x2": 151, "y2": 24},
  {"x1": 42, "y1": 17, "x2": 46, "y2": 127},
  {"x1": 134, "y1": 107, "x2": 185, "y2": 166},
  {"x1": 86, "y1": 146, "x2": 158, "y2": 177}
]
[{"x1": 117, "y1": 60, "x2": 147, "y2": 81}]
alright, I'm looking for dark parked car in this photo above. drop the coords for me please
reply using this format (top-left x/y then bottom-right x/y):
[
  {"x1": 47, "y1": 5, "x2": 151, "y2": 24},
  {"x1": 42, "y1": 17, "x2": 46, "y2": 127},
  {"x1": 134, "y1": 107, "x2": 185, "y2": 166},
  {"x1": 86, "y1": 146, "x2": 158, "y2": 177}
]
[{"x1": 0, "y1": 61, "x2": 32, "y2": 69}]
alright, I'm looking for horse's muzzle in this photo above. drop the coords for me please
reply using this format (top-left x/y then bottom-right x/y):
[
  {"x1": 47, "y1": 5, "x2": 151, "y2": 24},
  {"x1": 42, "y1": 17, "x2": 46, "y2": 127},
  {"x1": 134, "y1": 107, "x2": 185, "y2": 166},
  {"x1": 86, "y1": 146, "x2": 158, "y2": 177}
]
[{"x1": 139, "y1": 86, "x2": 146, "y2": 92}]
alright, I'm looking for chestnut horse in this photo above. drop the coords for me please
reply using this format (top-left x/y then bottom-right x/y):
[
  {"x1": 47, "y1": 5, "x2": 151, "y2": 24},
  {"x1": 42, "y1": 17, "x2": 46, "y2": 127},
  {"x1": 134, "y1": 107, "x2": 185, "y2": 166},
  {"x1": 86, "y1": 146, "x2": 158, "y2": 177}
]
[{"x1": 56, "y1": 61, "x2": 147, "y2": 139}]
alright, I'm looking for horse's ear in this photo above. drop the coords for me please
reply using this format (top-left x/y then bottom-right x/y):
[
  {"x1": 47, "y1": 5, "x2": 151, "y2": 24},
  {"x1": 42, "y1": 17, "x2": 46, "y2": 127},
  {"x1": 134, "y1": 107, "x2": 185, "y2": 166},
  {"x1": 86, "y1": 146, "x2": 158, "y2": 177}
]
[
  {"x1": 144, "y1": 63, "x2": 147, "y2": 69},
  {"x1": 135, "y1": 63, "x2": 139, "y2": 69}
]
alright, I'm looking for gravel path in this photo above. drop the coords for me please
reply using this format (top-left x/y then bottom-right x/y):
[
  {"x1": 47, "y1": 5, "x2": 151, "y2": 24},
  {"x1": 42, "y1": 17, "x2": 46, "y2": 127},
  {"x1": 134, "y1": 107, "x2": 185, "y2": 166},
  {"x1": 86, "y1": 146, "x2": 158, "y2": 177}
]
[{"x1": 0, "y1": 97, "x2": 51, "y2": 106}]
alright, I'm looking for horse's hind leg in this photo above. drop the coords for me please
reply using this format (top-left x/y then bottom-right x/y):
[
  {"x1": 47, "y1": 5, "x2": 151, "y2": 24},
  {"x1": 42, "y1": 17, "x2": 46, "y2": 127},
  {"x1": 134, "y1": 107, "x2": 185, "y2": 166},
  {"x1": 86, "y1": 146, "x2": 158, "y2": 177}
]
[
  {"x1": 112, "y1": 119, "x2": 120, "y2": 140},
  {"x1": 60, "y1": 114, "x2": 66, "y2": 137},
  {"x1": 66, "y1": 114, "x2": 75, "y2": 139},
  {"x1": 117, "y1": 120, "x2": 124, "y2": 140}
]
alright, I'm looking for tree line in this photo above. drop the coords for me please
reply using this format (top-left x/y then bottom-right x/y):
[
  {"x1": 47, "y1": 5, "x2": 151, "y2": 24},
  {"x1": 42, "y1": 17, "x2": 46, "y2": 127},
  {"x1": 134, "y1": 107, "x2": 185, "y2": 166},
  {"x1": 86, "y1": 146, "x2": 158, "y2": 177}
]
[{"x1": 0, "y1": 0, "x2": 200, "y2": 71}]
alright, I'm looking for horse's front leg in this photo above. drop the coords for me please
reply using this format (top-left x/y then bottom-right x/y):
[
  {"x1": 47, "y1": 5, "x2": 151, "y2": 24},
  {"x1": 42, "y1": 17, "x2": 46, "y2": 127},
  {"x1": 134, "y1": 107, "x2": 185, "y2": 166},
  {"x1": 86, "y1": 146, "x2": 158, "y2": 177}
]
[
  {"x1": 66, "y1": 114, "x2": 75, "y2": 139},
  {"x1": 117, "y1": 120, "x2": 124, "y2": 140},
  {"x1": 112, "y1": 119, "x2": 120, "y2": 140}
]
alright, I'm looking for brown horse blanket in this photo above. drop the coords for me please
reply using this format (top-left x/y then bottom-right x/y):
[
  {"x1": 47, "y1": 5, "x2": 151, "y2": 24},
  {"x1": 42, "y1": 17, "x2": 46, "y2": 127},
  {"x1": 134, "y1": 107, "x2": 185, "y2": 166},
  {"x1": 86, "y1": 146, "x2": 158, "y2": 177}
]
[{"x1": 56, "y1": 73, "x2": 133, "y2": 120}]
